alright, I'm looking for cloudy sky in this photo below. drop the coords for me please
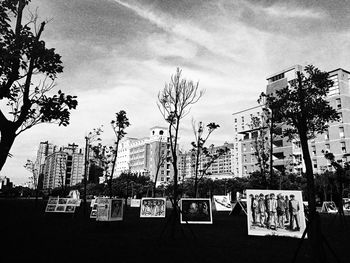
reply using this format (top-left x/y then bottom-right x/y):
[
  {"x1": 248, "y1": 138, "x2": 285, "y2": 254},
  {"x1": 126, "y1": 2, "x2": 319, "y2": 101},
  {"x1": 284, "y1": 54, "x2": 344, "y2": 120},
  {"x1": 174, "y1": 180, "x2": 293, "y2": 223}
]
[{"x1": 2, "y1": 0, "x2": 350, "y2": 184}]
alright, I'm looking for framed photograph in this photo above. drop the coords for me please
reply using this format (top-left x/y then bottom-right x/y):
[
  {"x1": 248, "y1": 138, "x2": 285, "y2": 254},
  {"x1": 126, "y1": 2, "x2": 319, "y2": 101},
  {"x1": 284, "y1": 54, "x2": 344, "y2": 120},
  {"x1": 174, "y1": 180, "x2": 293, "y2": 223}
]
[
  {"x1": 47, "y1": 197, "x2": 58, "y2": 205},
  {"x1": 67, "y1": 198, "x2": 81, "y2": 206},
  {"x1": 90, "y1": 198, "x2": 97, "y2": 208},
  {"x1": 55, "y1": 205, "x2": 66, "y2": 212},
  {"x1": 58, "y1": 198, "x2": 68, "y2": 205},
  {"x1": 110, "y1": 199, "x2": 124, "y2": 221},
  {"x1": 45, "y1": 204, "x2": 56, "y2": 212},
  {"x1": 131, "y1": 199, "x2": 141, "y2": 207},
  {"x1": 96, "y1": 203, "x2": 110, "y2": 221},
  {"x1": 321, "y1": 201, "x2": 338, "y2": 213},
  {"x1": 140, "y1": 198, "x2": 166, "y2": 218},
  {"x1": 180, "y1": 198, "x2": 212, "y2": 224},
  {"x1": 246, "y1": 189, "x2": 307, "y2": 238},
  {"x1": 343, "y1": 198, "x2": 350, "y2": 211},
  {"x1": 213, "y1": 195, "x2": 232, "y2": 211},
  {"x1": 65, "y1": 205, "x2": 76, "y2": 213},
  {"x1": 90, "y1": 209, "x2": 97, "y2": 219}
]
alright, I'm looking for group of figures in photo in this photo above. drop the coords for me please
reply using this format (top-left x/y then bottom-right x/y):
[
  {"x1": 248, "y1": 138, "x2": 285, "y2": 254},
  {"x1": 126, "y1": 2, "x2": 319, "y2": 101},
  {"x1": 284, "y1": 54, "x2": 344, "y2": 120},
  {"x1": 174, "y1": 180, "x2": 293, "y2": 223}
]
[
  {"x1": 246, "y1": 190, "x2": 306, "y2": 238},
  {"x1": 140, "y1": 198, "x2": 166, "y2": 218}
]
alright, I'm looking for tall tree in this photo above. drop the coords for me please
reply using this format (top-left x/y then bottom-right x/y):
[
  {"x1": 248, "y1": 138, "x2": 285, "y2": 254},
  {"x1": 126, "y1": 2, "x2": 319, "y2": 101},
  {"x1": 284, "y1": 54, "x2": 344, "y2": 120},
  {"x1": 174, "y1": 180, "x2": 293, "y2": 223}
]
[
  {"x1": 109, "y1": 110, "x2": 130, "y2": 198},
  {"x1": 261, "y1": 65, "x2": 339, "y2": 263},
  {"x1": 158, "y1": 68, "x2": 204, "y2": 208},
  {"x1": 24, "y1": 159, "x2": 39, "y2": 203},
  {"x1": 248, "y1": 114, "x2": 269, "y2": 188},
  {"x1": 194, "y1": 144, "x2": 229, "y2": 196},
  {"x1": 152, "y1": 137, "x2": 167, "y2": 197},
  {"x1": 191, "y1": 120, "x2": 220, "y2": 197},
  {"x1": 0, "y1": 0, "x2": 77, "y2": 171}
]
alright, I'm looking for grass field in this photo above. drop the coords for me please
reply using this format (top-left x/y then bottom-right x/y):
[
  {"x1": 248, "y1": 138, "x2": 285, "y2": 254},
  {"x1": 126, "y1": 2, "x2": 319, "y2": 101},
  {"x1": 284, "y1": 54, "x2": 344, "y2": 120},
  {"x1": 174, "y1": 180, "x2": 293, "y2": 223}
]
[{"x1": 1, "y1": 199, "x2": 349, "y2": 263}]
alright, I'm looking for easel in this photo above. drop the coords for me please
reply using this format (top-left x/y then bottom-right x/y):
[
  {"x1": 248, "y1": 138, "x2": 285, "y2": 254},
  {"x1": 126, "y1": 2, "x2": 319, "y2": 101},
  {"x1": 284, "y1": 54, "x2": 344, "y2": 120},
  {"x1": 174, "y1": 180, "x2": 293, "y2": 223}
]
[
  {"x1": 291, "y1": 212, "x2": 341, "y2": 263},
  {"x1": 158, "y1": 197, "x2": 197, "y2": 241},
  {"x1": 229, "y1": 200, "x2": 247, "y2": 216}
]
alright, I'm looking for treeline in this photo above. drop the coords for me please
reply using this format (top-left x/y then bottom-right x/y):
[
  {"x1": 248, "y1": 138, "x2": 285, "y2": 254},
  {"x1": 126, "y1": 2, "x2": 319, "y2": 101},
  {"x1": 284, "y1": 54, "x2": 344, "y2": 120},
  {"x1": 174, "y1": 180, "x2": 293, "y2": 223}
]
[{"x1": 7, "y1": 170, "x2": 350, "y2": 205}]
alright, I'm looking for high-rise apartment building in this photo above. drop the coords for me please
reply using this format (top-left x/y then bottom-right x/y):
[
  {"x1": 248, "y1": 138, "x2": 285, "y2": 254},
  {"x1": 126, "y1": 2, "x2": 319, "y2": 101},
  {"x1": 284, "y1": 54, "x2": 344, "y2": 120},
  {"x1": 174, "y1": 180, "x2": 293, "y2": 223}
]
[
  {"x1": 38, "y1": 142, "x2": 85, "y2": 190},
  {"x1": 115, "y1": 126, "x2": 173, "y2": 185},
  {"x1": 234, "y1": 65, "x2": 350, "y2": 176},
  {"x1": 178, "y1": 143, "x2": 234, "y2": 180}
]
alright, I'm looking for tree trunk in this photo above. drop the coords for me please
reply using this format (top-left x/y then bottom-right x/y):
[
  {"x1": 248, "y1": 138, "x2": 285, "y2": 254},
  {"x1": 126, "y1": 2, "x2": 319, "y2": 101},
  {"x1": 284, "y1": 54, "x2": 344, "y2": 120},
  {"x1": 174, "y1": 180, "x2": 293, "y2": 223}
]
[
  {"x1": 0, "y1": 126, "x2": 17, "y2": 171},
  {"x1": 299, "y1": 126, "x2": 326, "y2": 263}
]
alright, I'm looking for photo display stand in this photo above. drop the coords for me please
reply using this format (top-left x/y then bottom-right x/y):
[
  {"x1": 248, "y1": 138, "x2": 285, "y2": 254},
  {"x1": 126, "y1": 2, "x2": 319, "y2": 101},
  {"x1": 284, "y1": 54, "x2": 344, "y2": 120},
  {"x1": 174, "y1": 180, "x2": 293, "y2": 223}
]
[
  {"x1": 229, "y1": 199, "x2": 247, "y2": 216},
  {"x1": 292, "y1": 212, "x2": 341, "y2": 263},
  {"x1": 45, "y1": 196, "x2": 81, "y2": 218},
  {"x1": 158, "y1": 197, "x2": 197, "y2": 241}
]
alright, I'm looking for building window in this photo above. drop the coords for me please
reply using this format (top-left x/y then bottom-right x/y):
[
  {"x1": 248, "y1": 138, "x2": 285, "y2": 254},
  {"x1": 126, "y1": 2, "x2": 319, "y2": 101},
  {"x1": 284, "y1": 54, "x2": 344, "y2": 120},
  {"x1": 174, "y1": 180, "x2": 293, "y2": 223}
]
[
  {"x1": 241, "y1": 116, "x2": 244, "y2": 123},
  {"x1": 243, "y1": 155, "x2": 247, "y2": 162},
  {"x1": 243, "y1": 144, "x2": 246, "y2": 152},
  {"x1": 339, "y1": 112, "x2": 343, "y2": 122},
  {"x1": 312, "y1": 145, "x2": 316, "y2": 156},
  {"x1": 339, "y1": 127, "x2": 345, "y2": 138},
  {"x1": 325, "y1": 130, "x2": 329, "y2": 140},
  {"x1": 336, "y1": 98, "x2": 342, "y2": 109},
  {"x1": 325, "y1": 144, "x2": 330, "y2": 151},
  {"x1": 341, "y1": 142, "x2": 346, "y2": 153},
  {"x1": 234, "y1": 118, "x2": 237, "y2": 123}
]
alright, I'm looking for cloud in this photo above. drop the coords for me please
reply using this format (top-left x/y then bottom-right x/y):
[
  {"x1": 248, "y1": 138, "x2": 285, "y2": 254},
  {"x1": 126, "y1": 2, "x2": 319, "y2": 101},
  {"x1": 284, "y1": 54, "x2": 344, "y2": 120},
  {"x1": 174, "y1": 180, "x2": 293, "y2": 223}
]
[{"x1": 263, "y1": 3, "x2": 327, "y2": 19}]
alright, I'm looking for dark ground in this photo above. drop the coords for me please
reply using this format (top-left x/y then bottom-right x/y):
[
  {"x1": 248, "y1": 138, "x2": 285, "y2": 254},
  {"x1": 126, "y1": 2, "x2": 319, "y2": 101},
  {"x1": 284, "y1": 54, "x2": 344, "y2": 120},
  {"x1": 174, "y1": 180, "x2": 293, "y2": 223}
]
[{"x1": 1, "y1": 199, "x2": 350, "y2": 263}]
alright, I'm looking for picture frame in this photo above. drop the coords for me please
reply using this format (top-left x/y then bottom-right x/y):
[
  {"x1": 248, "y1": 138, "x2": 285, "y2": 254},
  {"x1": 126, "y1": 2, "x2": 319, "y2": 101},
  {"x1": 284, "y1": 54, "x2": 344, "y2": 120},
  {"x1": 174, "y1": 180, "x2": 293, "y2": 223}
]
[
  {"x1": 180, "y1": 198, "x2": 212, "y2": 224},
  {"x1": 213, "y1": 195, "x2": 232, "y2": 211},
  {"x1": 246, "y1": 189, "x2": 306, "y2": 238},
  {"x1": 140, "y1": 198, "x2": 166, "y2": 218}
]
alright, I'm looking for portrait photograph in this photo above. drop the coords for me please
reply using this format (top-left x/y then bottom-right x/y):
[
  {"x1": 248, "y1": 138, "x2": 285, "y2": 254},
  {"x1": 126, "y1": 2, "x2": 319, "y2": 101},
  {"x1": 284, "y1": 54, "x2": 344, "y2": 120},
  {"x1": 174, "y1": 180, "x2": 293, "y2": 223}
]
[
  {"x1": 343, "y1": 198, "x2": 350, "y2": 211},
  {"x1": 96, "y1": 203, "x2": 110, "y2": 221},
  {"x1": 110, "y1": 199, "x2": 123, "y2": 221},
  {"x1": 246, "y1": 189, "x2": 306, "y2": 238},
  {"x1": 140, "y1": 198, "x2": 166, "y2": 218},
  {"x1": 213, "y1": 195, "x2": 232, "y2": 211},
  {"x1": 180, "y1": 198, "x2": 212, "y2": 224},
  {"x1": 45, "y1": 204, "x2": 56, "y2": 212}
]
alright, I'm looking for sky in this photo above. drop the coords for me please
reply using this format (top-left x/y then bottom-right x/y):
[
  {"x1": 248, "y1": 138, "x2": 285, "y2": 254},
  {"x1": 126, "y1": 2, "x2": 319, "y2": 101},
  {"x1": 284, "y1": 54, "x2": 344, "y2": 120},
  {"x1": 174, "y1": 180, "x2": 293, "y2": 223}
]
[{"x1": 2, "y1": 0, "x2": 350, "y2": 185}]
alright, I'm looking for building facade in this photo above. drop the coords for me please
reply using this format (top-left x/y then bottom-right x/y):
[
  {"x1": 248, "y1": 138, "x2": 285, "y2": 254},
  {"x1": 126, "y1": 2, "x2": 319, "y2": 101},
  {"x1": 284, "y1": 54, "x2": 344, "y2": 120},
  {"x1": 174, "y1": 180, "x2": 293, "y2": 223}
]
[
  {"x1": 234, "y1": 65, "x2": 350, "y2": 176},
  {"x1": 115, "y1": 126, "x2": 174, "y2": 185},
  {"x1": 38, "y1": 143, "x2": 85, "y2": 190},
  {"x1": 178, "y1": 142, "x2": 235, "y2": 180}
]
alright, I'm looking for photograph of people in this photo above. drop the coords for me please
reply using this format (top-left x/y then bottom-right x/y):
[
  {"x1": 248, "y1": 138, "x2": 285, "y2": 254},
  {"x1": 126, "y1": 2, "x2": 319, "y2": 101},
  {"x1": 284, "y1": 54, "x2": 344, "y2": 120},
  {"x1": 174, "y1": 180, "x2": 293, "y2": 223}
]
[
  {"x1": 180, "y1": 198, "x2": 212, "y2": 224},
  {"x1": 110, "y1": 199, "x2": 123, "y2": 221},
  {"x1": 246, "y1": 190, "x2": 306, "y2": 238},
  {"x1": 140, "y1": 198, "x2": 166, "y2": 218}
]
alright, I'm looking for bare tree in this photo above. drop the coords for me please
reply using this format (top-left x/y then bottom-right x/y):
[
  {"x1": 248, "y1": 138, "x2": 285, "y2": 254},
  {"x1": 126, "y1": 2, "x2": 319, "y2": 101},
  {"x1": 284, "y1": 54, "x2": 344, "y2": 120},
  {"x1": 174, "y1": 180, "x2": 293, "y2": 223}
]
[
  {"x1": 152, "y1": 138, "x2": 167, "y2": 197},
  {"x1": 24, "y1": 159, "x2": 39, "y2": 204},
  {"x1": 158, "y1": 68, "x2": 204, "y2": 208}
]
